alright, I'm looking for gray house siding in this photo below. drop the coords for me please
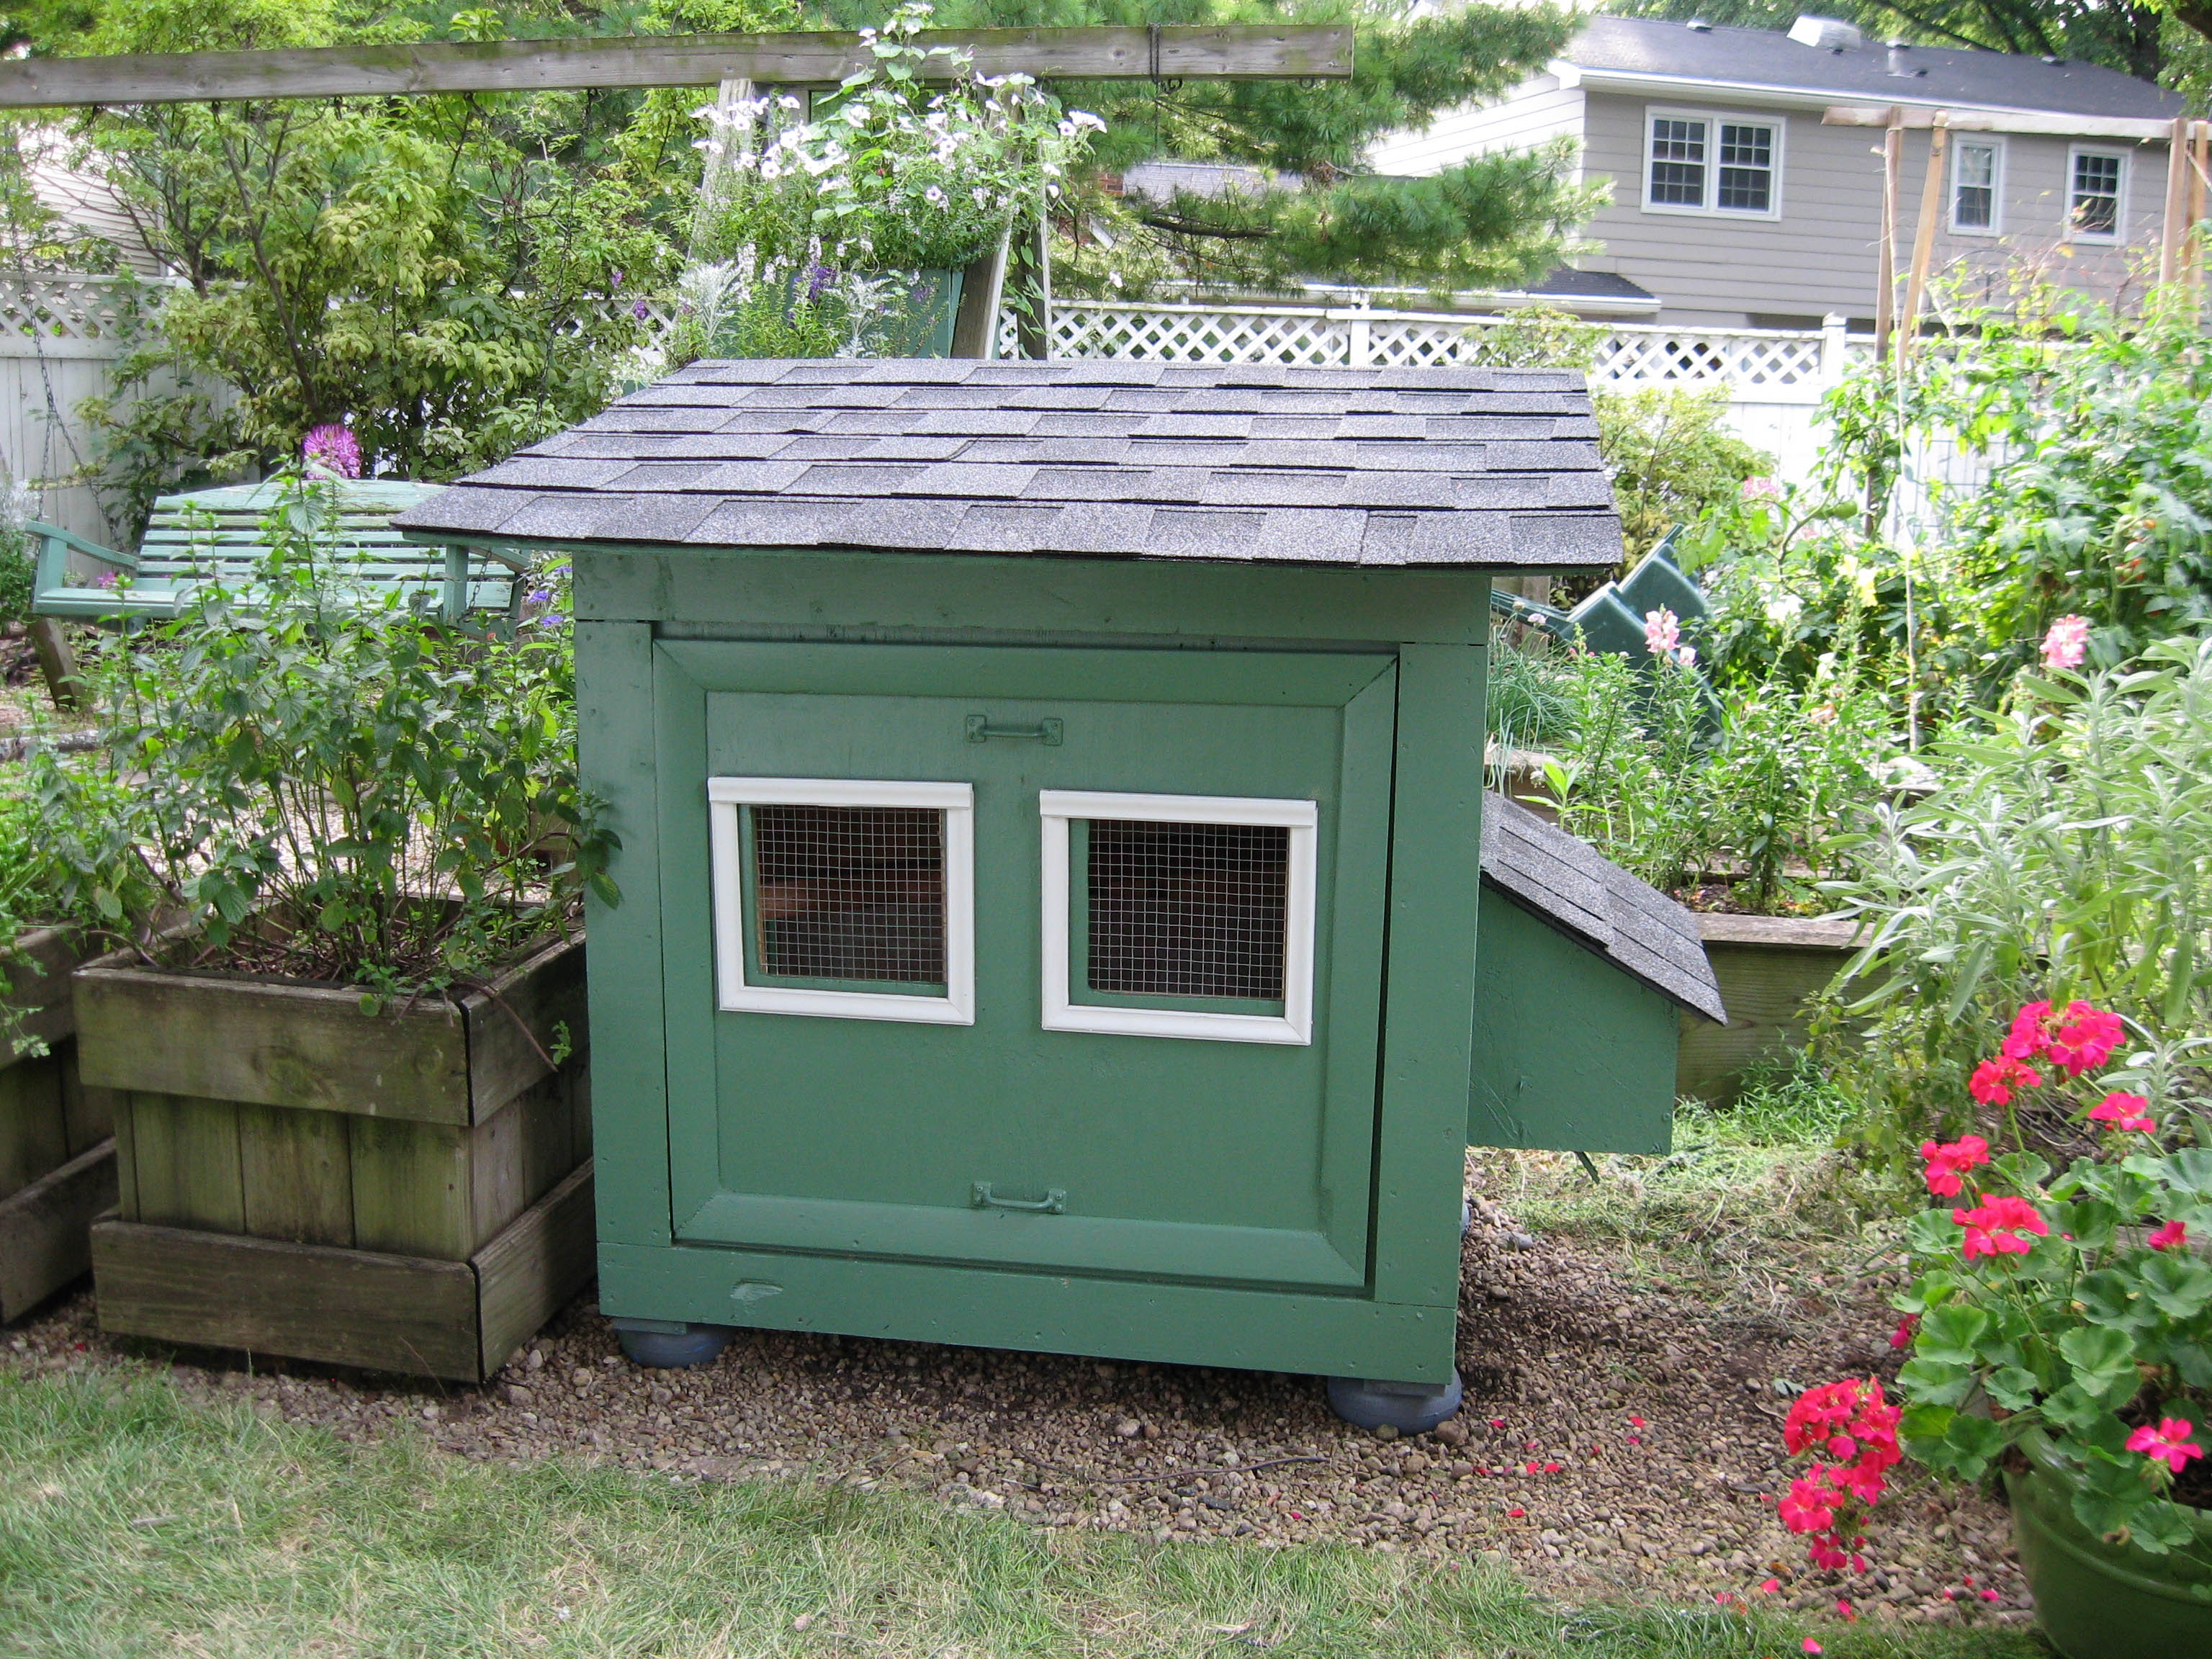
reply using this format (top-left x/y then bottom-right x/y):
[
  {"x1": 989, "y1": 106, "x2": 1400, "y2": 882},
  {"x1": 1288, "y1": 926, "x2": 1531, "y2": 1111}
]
[{"x1": 1366, "y1": 73, "x2": 1586, "y2": 179}]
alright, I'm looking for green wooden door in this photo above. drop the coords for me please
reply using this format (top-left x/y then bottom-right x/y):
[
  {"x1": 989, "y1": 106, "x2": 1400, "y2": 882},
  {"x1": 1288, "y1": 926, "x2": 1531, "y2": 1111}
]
[{"x1": 652, "y1": 641, "x2": 1396, "y2": 1290}]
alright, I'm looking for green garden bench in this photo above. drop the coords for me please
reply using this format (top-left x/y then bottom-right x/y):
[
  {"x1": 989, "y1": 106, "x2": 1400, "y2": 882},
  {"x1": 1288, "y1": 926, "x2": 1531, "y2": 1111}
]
[{"x1": 29, "y1": 480, "x2": 526, "y2": 626}]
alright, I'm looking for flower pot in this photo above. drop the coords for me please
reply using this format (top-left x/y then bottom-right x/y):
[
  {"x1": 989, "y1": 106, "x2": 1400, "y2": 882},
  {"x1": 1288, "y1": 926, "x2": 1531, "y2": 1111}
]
[
  {"x1": 2005, "y1": 1430, "x2": 2212, "y2": 1659},
  {"x1": 73, "y1": 932, "x2": 595, "y2": 1380},
  {"x1": 0, "y1": 926, "x2": 119, "y2": 1321},
  {"x1": 1676, "y1": 913, "x2": 1863, "y2": 1105}
]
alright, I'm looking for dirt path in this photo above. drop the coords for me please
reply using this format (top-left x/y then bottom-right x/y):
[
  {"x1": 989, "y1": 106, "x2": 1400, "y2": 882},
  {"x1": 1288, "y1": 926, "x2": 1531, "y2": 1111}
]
[{"x1": 1, "y1": 1181, "x2": 2028, "y2": 1635}]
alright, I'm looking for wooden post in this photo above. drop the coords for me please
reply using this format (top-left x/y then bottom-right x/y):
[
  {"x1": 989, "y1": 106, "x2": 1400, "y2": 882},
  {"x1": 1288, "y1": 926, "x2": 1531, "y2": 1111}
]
[
  {"x1": 2190, "y1": 120, "x2": 2208, "y2": 309},
  {"x1": 950, "y1": 233, "x2": 1010, "y2": 359},
  {"x1": 2161, "y1": 114, "x2": 2190, "y2": 289},
  {"x1": 1874, "y1": 111, "x2": 1902, "y2": 361},
  {"x1": 26, "y1": 619, "x2": 82, "y2": 712},
  {"x1": 1899, "y1": 112, "x2": 1948, "y2": 364}
]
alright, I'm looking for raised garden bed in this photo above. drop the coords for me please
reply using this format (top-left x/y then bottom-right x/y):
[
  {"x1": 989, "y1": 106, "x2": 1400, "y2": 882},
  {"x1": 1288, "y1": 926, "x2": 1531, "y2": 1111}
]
[
  {"x1": 1676, "y1": 914, "x2": 1863, "y2": 1105},
  {"x1": 78, "y1": 932, "x2": 595, "y2": 1380},
  {"x1": 0, "y1": 925, "x2": 119, "y2": 1320}
]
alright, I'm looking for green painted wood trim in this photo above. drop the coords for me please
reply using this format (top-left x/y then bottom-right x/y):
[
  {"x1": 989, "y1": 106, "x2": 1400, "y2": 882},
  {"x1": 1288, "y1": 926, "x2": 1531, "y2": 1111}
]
[
  {"x1": 650, "y1": 647, "x2": 721, "y2": 1239},
  {"x1": 1368, "y1": 639, "x2": 1486, "y2": 1328},
  {"x1": 655, "y1": 639, "x2": 1399, "y2": 705},
  {"x1": 575, "y1": 622, "x2": 674, "y2": 1251},
  {"x1": 680, "y1": 1191, "x2": 1364, "y2": 1287},
  {"x1": 1470, "y1": 888, "x2": 1678, "y2": 1155},
  {"x1": 570, "y1": 547, "x2": 1490, "y2": 647},
  {"x1": 596, "y1": 1240, "x2": 1457, "y2": 1383}
]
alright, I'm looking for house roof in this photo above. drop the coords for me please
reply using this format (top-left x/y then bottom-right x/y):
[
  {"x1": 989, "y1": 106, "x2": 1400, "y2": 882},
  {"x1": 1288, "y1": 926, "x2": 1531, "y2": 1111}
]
[
  {"x1": 392, "y1": 359, "x2": 1624, "y2": 571},
  {"x1": 1480, "y1": 791, "x2": 1727, "y2": 1023},
  {"x1": 1564, "y1": 14, "x2": 2182, "y2": 122}
]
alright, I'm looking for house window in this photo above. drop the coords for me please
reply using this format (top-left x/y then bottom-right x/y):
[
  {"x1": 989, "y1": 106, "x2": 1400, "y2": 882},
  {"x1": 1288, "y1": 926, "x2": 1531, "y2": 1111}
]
[
  {"x1": 2069, "y1": 148, "x2": 2125, "y2": 240},
  {"x1": 1951, "y1": 136, "x2": 2004, "y2": 234},
  {"x1": 708, "y1": 776, "x2": 975, "y2": 1025},
  {"x1": 1643, "y1": 109, "x2": 1782, "y2": 218},
  {"x1": 1039, "y1": 790, "x2": 1317, "y2": 1046}
]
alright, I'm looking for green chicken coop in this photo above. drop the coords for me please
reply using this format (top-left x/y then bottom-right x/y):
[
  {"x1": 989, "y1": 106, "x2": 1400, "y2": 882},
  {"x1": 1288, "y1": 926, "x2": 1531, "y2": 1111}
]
[{"x1": 397, "y1": 359, "x2": 1724, "y2": 1431}]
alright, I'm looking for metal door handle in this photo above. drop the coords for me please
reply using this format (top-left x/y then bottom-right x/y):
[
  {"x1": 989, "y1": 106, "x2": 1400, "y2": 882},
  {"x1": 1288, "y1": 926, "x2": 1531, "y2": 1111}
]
[
  {"x1": 971, "y1": 1182, "x2": 1066, "y2": 1213},
  {"x1": 966, "y1": 714, "x2": 1063, "y2": 745}
]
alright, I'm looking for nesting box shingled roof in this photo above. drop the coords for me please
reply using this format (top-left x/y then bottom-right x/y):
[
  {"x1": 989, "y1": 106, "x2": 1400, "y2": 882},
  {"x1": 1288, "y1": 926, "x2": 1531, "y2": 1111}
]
[
  {"x1": 392, "y1": 359, "x2": 1624, "y2": 570},
  {"x1": 1480, "y1": 792, "x2": 1727, "y2": 1024}
]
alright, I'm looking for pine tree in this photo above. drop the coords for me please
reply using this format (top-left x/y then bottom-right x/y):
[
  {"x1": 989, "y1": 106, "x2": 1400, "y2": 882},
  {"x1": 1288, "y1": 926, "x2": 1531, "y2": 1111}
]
[{"x1": 810, "y1": 0, "x2": 1601, "y2": 296}]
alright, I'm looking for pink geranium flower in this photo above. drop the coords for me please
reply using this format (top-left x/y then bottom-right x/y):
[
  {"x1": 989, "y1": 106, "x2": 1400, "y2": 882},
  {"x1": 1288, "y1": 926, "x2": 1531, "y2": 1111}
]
[
  {"x1": 1919, "y1": 1134, "x2": 1990, "y2": 1197},
  {"x1": 2149, "y1": 1220, "x2": 2190, "y2": 1251},
  {"x1": 1890, "y1": 1313, "x2": 1918, "y2": 1349},
  {"x1": 2041, "y1": 613, "x2": 2090, "y2": 670},
  {"x1": 2088, "y1": 1092, "x2": 2158, "y2": 1134},
  {"x1": 1969, "y1": 1055, "x2": 2041, "y2": 1105},
  {"x1": 1954, "y1": 1195, "x2": 2049, "y2": 1259},
  {"x1": 2126, "y1": 1418, "x2": 2205, "y2": 1474},
  {"x1": 2048, "y1": 1002, "x2": 2124, "y2": 1075}
]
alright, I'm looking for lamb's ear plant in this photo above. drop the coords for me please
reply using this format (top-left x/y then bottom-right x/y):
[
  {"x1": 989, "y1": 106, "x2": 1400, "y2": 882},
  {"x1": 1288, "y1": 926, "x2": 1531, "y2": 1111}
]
[{"x1": 30, "y1": 468, "x2": 618, "y2": 1007}]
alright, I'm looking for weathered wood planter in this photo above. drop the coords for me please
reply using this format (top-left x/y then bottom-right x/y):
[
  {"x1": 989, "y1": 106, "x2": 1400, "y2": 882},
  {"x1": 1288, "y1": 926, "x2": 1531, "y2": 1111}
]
[
  {"x1": 0, "y1": 927, "x2": 119, "y2": 1320},
  {"x1": 78, "y1": 934, "x2": 595, "y2": 1380},
  {"x1": 1676, "y1": 914, "x2": 1863, "y2": 1105}
]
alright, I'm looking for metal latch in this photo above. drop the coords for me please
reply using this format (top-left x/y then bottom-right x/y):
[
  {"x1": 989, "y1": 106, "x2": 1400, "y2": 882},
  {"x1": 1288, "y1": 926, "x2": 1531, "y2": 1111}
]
[
  {"x1": 971, "y1": 1182, "x2": 1066, "y2": 1214},
  {"x1": 966, "y1": 714, "x2": 1063, "y2": 745}
]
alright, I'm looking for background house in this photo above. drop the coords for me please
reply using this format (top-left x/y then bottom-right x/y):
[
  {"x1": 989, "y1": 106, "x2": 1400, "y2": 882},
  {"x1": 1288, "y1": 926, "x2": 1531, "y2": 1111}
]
[{"x1": 1370, "y1": 14, "x2": 2188, "y2": 329}]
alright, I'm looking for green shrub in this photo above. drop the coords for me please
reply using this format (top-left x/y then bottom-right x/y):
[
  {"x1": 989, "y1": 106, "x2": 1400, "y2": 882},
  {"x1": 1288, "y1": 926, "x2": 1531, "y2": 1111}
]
[
  {"x1": 1823, "y1": 634, "x2": 2212, "y2": 1174},
  {"x1": 29, "y1": 471, "x2": 616, "y2": 1002},
  {"x1": 1596, "y1": 387, "x2": 1772, "y2": 562}
]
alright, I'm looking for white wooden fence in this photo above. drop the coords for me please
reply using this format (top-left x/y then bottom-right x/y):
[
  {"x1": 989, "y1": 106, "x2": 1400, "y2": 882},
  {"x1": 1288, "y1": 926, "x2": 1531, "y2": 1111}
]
[{"x1": 0, "y1": 274, "x2": 157, "y2": 541}]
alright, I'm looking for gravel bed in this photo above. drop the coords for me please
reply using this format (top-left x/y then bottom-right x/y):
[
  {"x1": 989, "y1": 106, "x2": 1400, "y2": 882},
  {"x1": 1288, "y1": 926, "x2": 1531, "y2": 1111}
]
[{"x1": 1, "y1": 1184, "x2": 2029, "y2": 1632}]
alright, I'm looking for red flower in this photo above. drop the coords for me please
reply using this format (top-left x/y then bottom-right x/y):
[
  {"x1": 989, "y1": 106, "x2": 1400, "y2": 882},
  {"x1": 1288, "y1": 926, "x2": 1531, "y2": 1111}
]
[
  {"x1": 1542, "y1": 1461, "x2": 1562, "y2": 1473},
  {"x1": 1758, "y1": 1578, "x2": 1781, "y2": 1593},
  {"x1": 2088, "y1": 1092, "x2": 2157, "y2": 1134},
  {"x1": 2150, "y1": 1220, "x2": 2190, "y2": 1251},
  {"x1": 2126, "y1": 1418, "x2": 2205, "y2": 1474},
  {"x1": 1806, "y1": 1532, "x2": 1848, "y2": 1570},
  {"x1": 1890, "y1": 1314, "x2": 1918, "y2": 1349},
  {"x1": 1969, "y1": 1055, "x2": 2041, "y2": 1105},
  {"x1": 2002, "y1": 1002, "x2": 2054, "y2": 1061},
  {"x1": 1524, "y1": 1461, "x2": 1538, "y2": 1475},
  {"x1": 2048, "y1": 1002, "x2": 2124, "y2": 1076},
  {"x1": 1954, "y1": 1195, "x2": 2049, "y2": 1259},
  {"x1": 1919, "y1": 1134, "x2": 1990, "y2": 1197},
  {"x1": 1779, "y1": 1470, "x2": 1840, "y2": 1534},
  {"x1": 1506, "y1": 1506, "x2": 1525, "y2": 1518}
]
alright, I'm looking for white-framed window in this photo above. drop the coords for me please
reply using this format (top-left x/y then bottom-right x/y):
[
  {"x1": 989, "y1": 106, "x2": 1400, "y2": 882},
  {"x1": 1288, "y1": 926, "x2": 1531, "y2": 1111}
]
[
  {"x1": 2067, "y1": 145, "x2": 2127, "y2": 242},
  {"x1": 707, "y1": 776, "x2": 974, "y2": 1025},
  {"x1": 1038, "y1": 790, "x2": 1317, "y2": 1046},
  {"x1": 1949, "y1": 135, "x2": 2005, "y2": 235},
  {"x1": 1642, "y1": 107, "x2": 1784, "y2": 219}
]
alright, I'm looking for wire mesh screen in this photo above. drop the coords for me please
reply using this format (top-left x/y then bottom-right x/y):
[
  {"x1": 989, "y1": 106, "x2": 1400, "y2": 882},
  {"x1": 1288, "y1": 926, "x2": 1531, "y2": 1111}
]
[
  {"x1": 750, "y1": 805, "x2": 946, "y2": 984},
  {"x1": 1087, "y1": 819, "x2": 1290, "y2": 1001}
]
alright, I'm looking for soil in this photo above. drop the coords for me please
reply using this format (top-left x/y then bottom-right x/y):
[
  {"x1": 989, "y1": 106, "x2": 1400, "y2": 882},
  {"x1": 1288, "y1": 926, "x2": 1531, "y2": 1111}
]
[{"x1": 0, "y1": 1180, "x2": 2032, "y2": 1632}]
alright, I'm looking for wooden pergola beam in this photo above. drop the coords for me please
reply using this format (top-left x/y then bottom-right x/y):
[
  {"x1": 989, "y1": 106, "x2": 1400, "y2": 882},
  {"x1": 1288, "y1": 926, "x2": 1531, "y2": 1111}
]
[{"x1": 0, "y1": 24, "x2": 1352, "y2": 108}]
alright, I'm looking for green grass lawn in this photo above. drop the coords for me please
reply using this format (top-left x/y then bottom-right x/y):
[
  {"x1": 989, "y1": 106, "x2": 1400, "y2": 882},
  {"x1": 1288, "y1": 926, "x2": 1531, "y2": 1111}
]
[{"x1": 0, "y1": 1368, "x2": 2048, "y2": 1659}]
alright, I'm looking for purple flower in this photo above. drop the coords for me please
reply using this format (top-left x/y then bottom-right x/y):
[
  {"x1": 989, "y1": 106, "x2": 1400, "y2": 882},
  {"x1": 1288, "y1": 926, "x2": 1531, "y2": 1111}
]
[
  {"x1": 804, "y1": 262, "x2": 838, "y2": 302},
  {"x1": 302, "y1": 422, "x2": 362, "y2": 480},
  {"x1": 526, "y1": 586, "x2": 553, "y2": 607},
  {"x1": 631, "y1": 298, "x2": 652, "y2": 320},
  {"x1": 609, "y1": 268, "x2": 625, "y2": 289}
]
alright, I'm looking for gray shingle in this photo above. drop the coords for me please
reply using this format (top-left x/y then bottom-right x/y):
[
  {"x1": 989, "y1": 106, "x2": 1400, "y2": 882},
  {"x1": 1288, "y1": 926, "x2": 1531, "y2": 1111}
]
[
  {"x1": 393, "y1": 360, "x2": 1622, "y2": 571},
  {"x1": 1480, "y1": 793, "x2": 1726, "y2": 1023}
]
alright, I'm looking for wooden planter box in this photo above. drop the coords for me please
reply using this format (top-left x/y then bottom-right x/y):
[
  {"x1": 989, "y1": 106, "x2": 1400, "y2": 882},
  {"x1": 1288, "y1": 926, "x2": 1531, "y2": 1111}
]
[
  {"x1": 1676, "y1": 914, "x2": 1863, "y2": 1105},
  {"x1": 78, "y1": 932, "x2": 595, "y2": 1380},
  {"x1": 0, "y1": 927, "x2": 120, "y2": 1319}
]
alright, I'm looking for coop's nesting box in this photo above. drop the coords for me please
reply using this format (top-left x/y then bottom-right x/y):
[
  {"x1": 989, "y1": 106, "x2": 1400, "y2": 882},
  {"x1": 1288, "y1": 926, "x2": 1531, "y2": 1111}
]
[{"x1": 396, "y1": 359, "x2": 1724, "y2": 1421}]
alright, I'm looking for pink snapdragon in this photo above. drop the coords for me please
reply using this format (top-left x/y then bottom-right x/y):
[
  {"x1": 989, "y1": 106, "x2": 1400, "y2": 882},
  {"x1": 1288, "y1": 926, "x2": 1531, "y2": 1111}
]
[
  {"x1": 2041, "y1": 613, "x2": 2090, "y2": 670},
  {"x1": 2126, "y1": 1418, "x2": 2205, "y2": 1475}
]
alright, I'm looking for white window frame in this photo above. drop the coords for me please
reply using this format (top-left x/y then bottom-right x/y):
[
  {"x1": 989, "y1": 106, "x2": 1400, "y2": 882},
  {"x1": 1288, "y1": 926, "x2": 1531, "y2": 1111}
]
[
  {"x1": 1948, "y1": 135, "x2": 2006, "y2": 236},
  {"x1": 1640, "y1": 105, "x2": 1785, "y2": 221},
  {"x1": 707, "y1": 776, "x2": 974, "y2": 1025},
  {"x1": 1039, "y1": 789, "x2": 1317, "y2": 1046},
  {"x1": 2066, "y1": 144, "x2": 2128, "y2": 244}
]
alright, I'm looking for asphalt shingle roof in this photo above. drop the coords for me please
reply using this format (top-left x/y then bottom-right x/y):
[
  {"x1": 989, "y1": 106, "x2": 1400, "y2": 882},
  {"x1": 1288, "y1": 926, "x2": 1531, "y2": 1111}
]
[
  {"x1": 392, "y1": 359, "x2": 1623, "y2": 571},
  {"x1": 1480, "y1": 791, "x2": 1727, "y2": 1024},
  {"x1": 1571, "y1": 15, "x2": 2182, "y2": 122}
]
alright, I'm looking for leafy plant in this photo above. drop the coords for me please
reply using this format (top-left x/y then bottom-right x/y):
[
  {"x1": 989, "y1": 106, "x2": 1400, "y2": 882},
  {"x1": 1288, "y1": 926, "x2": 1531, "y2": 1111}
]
[
  {"x1": 28, "y1": 469, "x2": 616, "y2": 1002},
  {"x1": 1595, "y1": 387, "x2": 1772, "y2": 562},
  {"x1": 1782, "y1": 998, "x2": 2211, "y2": 1583},
  {"x1": 1823, "y1": 635, "x2": 2212, "y2": 1173}
]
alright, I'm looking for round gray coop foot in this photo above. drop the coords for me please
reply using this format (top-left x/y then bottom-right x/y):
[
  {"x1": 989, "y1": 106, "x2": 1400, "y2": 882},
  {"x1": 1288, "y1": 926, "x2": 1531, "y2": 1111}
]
[
  {"x1": 613, "y1": 1318, "x2": 732, "y2": 1369},
  {"x1": 1326, "y1": 1370, "x2": 1465, "y2": 1435}
]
